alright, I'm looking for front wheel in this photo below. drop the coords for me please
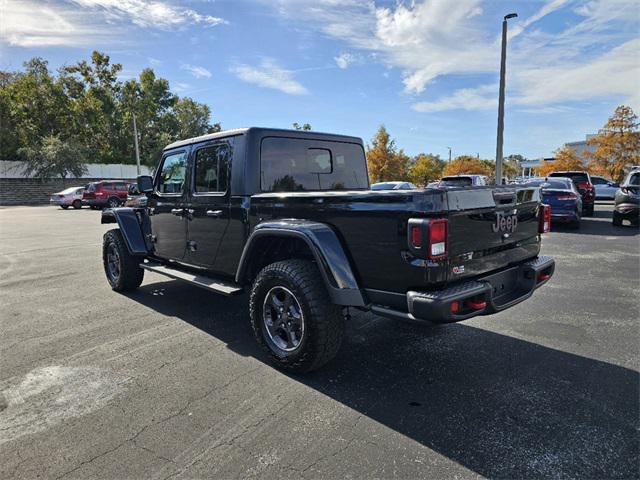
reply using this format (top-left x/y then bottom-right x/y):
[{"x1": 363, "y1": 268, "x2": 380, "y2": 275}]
[
  {"x1": 107, "y1": 197, "x2": 121, "y2": 208},
  {"x1": 249, "y1": 259, "x2": 344, "y2": 373},
  {"x1": 102, "y1": 229, "x2": 144, "y2": 291},
  {"x1": 612, "y1": 211, "x2": 623, "y2": 227}
]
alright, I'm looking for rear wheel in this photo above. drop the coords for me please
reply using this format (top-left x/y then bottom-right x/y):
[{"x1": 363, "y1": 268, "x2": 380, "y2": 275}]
[
  {"x1": 72, "y1": 200, "x2": 82, "y2": 209},
  {"x1": 107, "y1": 197, "x2": 121, "y2": 208},
  {"x1": 102, "y1": 229, "x2": 144, "y2": 291},
  {"x1": 249, "y1": 259, "x2": 344, "y2": 373}
]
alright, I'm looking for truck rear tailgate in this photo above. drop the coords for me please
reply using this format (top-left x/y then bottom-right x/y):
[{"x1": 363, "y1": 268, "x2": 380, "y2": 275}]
[{"x1": 445, "y1": 186, "x2": 542, "y2": 282}]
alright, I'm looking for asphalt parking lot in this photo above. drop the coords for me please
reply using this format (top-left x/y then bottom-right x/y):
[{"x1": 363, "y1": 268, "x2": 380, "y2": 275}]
[{"x1": 0, "y1": 203, "x2": 638, "y2": 479}]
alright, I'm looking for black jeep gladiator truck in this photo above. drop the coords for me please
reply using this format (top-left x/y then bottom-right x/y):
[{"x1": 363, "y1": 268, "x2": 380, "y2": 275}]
[{"x1": 102, "y1": 127, "x2": 555, "y2": 372}]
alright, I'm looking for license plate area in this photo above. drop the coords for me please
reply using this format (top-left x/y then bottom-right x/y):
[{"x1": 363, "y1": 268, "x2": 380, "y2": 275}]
[{"x1": 481, "y1": 266, "x2": 525, "y2": 308}]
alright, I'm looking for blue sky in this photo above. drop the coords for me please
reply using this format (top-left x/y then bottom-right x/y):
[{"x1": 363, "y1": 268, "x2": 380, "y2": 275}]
[{"x1": 2, "y1": 0, "x2": 639, "y2": 160}]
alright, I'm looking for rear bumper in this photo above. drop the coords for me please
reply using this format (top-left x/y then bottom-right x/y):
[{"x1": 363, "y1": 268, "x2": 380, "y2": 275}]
[
  {"x1": 371, "y1": 256, "x2": 555, "y2": 324},
  {"x1": 551, "y1": 210, "x2": 579, "y2": 223},
  {"x1": 614, "y1": 203, "x2": 639, "y2": 219},
  {"x1": 83, "y1": 199, "x2": 107, "y2": 207}
]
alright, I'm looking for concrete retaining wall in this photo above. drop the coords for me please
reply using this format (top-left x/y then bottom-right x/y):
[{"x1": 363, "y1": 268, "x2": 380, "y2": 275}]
[{"x1": 0, "y1": 161, "x2": 152, "y2": 206}]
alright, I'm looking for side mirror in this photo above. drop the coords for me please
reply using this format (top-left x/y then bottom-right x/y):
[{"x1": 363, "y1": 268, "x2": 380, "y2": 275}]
[{"x1": 137, "y1": 175, "x2": 154, "y2": 194}]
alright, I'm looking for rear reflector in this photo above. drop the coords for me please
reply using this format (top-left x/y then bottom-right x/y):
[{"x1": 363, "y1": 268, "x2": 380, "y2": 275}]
[
  {"x1": 538, "y1": 204, "x2": 551, "y2": 233},
  {"x1": 450, "y1": 301, "x2": 460, "y2": 314}
]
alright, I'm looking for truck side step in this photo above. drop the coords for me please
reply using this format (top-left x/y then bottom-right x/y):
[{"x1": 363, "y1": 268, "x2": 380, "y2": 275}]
[{"x1": 140, "y1": 262, "x2": 243, "y2": 296}]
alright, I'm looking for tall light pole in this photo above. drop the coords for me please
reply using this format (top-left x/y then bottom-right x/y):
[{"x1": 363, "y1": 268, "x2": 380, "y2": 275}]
[
  {"x1": 495, "y1": 12, "x2": 517, "y2": 185},
  {"x1": 132, "y1": 113, "x2": 141, "y2": 176},
  {"x1": 447, "y1": 147, "x2": 452, "y2": 162}
]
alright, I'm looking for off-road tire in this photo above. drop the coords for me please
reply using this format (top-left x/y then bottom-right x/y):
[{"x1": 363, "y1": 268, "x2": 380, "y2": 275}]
[
  {"x1": 612, "y1": 212, "x2": 623, "y2": 227},
  {"x1": 72, "y1": 200, "x2": 82, "y2": 209},
  {"x1": 102, "y1": 229, "x2": 144, "y2": 292},
  {"x1": 250, "y1": 259, "x2": 344, "y2": 373}
]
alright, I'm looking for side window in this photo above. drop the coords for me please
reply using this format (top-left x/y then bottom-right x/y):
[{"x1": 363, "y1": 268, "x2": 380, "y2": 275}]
[
  {"x1": 116, "y1": 183, "x2": 127, "y2": 192},
  {"x1": 101, "y1": 182, "x2": 112, "y2": 190},
  {"x1": 157, "y1": 151, "x2": 187, "y2": 194},
  {"x1": 194, "y1": 144, "x2": 229, "y2": 193}
]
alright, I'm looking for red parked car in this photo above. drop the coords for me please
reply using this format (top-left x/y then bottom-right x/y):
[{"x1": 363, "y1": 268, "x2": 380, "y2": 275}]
[{"x1": 82, "y1": 181, "x2": 130, "y2": 209}]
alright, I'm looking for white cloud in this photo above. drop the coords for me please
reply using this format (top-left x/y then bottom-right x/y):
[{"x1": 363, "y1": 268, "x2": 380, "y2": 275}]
[
  {"x1": 334, "y1": 52, "x2": 355, "y2": 69},
  {"x1": 181, "y1": 64, "x2": 212, "y2": 79},
  {"x1": 1, "y1": 0, "x2": 226, "y2": 47},
  {"x1": 271, "y1": 0, "x2": 640, "y2": 110},
  {"x1": 413, "y1": 84, "x2": 497, "y2": 113},
  {"x1": 230, "y1": 60, "x2": 308, "y2": 95}
]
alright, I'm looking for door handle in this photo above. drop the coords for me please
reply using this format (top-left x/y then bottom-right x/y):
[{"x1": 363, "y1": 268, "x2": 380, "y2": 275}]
[
  {"x1": 171, "y1": 208, "x2": 184, "y2": 216},
  {"x1": 206, "y1": 209, "x2": 223, "y2": 217}
]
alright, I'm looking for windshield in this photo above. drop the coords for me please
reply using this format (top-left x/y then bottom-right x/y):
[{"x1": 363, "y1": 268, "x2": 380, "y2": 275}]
[
  {"x1": 440, "y1": 177, "x2": 472, "y2": 187},
  {"x1": 628, "y1": 173, "x2": 640, "y2": 186}
]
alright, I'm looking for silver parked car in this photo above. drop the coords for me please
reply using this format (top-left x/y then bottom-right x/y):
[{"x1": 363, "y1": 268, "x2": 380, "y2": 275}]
[
  {"x1": 591, "y1": 175, "x2": 619, "y2": 200},
  {"x1": 49, "y1": 186, "x2": 85, "y2": 209}
]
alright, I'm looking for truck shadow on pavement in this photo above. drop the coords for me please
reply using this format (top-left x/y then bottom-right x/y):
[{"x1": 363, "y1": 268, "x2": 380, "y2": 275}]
[{"x1": 127, "y1": 282, "x2": 639, "y2": 479}]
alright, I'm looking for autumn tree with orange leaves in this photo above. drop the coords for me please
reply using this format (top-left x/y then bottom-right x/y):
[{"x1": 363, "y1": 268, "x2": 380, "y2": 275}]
[
  {"x1": 536, "y1": 146, "x2": 587, "y2": 177},
  {"x1": 442, "y1": 155, "x2": 492, "y2": 177},
  {"x1": 586, "y1": 105, "x2": 640, "y2": 182}
]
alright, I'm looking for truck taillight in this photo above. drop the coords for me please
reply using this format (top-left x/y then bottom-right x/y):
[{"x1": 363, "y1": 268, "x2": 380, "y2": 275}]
[
  {"x1": 407, "y1": 218, "x2": 448, "y2": 260},
  {"x1": 538, "y1": 204, "x2": 551, "y2": 233},
  {"x1": 428, "y1": 219, "x2": 448, "y2": 259}
]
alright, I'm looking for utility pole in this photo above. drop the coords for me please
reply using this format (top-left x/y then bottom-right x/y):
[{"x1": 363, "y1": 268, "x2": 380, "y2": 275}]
[
  {"x1": 132, "y1": 113, "x2": 141, "y2": 176},
  {"x1": 495, "y1": 12, "x2": 517, "y2": 185},
  {"x1": 447, "y1": 147, "x2": 452, "y2": 162}
]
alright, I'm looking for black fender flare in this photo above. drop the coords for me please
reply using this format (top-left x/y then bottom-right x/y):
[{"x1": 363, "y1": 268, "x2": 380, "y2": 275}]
[
  {"x1": 101, "y1": 208, "x2": 153, "y2": 255},
  {"x1": 236, "y1": 220, "x2": 366, "y2": 307}
]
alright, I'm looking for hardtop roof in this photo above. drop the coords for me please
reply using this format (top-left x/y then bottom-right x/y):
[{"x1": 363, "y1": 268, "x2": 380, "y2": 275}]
[{"x1": 163, "y1": 127, "x2": 363, "y2": 151}]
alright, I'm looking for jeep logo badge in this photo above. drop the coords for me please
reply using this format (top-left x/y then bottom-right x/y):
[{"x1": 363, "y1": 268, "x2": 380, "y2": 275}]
[{"x1": 492, "y1": 210, "x2": 518, "y2": 233}]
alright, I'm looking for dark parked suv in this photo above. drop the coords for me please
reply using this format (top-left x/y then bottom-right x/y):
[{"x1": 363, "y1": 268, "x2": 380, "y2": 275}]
[
  {"x1": 549, "y1": 171, "x2": 595, "y2": 216},
  {"x1": 83, "y1": 181, "x2": 130, "y2": 209},
  {"x1": 613, "y1": 169, "x2": 639, "y2": 227}
]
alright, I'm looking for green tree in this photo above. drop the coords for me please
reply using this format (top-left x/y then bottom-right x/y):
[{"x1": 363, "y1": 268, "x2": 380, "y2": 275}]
[
  {"x1": 292, "y1": 122, "x2": 312, "y2": 131},
  {"x1": 1, "y1": 51, "x2": 221, "y2": 168},
  {"x1": 366, "y1": 125, "x2": 408, "y2": 182},
  {"x1": 407, "y1": 153, "x2": 444, "y2": 186},
  {"x1": 19, "y1": 135, "x2": 87, "y2": 179},
  {"x1": 587, "y1": 105, "x2": 640, "y2": 182}
]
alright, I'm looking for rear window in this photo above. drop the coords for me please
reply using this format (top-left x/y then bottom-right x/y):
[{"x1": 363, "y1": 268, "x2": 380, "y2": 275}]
[
  {"x1": 540, "y1": 180, "x2": 571, "y2": 190},
  {"x1": 260, "y1": 137, "x2": 368, "y2": 192},
  {"x1": 440, "y1": 176, "x2": 473, "y2": 187},
  {"x1": 86, "y1": 183, "x2": 96, "y2": 192}
]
